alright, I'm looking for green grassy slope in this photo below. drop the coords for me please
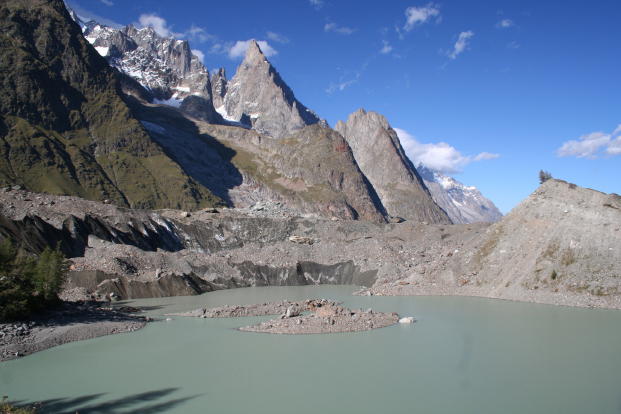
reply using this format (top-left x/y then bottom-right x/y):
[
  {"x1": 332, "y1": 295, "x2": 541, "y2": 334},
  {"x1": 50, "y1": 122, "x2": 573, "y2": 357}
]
[{"x1": 0, "y1": 0, "x2": 223, "y2": 210}]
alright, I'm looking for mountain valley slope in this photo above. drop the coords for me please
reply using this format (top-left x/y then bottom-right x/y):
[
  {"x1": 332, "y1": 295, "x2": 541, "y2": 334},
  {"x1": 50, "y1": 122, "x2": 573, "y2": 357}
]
[
  {"x1": 77, "y1": 11, "x2": 462, "y2": 224},
  {"x1": 0, "y1": 0, "x2": 223, "y2": 210}
]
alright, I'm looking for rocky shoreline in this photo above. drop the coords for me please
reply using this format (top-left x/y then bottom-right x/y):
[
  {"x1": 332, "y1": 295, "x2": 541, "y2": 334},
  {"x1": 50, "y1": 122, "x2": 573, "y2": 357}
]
[
  {"x1": 174, "y1": 299, "x2": 403, "y2": 334},
  {"x1": 0, "y1": 302, "x2": 147, "y2": 362}
]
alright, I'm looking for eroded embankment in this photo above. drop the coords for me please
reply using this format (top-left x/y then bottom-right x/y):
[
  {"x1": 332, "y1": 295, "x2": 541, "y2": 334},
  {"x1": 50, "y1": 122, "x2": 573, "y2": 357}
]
[{"x1": 3, "y1": 182, "x2": 620, "y2": 310}]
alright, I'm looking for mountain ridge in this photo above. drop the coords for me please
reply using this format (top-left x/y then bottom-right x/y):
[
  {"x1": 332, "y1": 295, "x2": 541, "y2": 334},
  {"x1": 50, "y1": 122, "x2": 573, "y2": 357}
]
[
  {"x1": 2, "y1": 0, "x2": 501, "y2": 225},
  {"x1": 0, "y1": 0, "x2": 222, "y2": 210}
]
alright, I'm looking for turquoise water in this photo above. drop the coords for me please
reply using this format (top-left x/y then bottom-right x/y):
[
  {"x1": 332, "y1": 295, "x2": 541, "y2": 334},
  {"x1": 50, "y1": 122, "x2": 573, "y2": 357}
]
[{"x1": 2, "y1": 286, "x2": 621, "y2": 414}]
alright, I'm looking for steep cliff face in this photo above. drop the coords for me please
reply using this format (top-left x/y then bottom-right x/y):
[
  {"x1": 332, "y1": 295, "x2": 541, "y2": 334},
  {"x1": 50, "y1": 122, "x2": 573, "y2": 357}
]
[
  {"x1": 83, "y1": 23, "x2": 209, "y2": 101},
  {"x1": 335, "y1": 109, "x2": 451, "y2": 224},
  {"x1": 76, "y1": 14, "x2": 222, "y2": 123},
  {"x1": 196, "y1": 121, "x2": 387, "y2": 222},
  {"x1": 219, "y1": 40, "x2": 322, "y2": 138},
  {"x1": 0, "y1": 0, "x2": 222, "y2": 210},
  {"x1": 211, "y1": 68, "x2": 227, "y2": 109},
  {"x1": 417, "y1": 165, "x2": 503, "y2": 224}
]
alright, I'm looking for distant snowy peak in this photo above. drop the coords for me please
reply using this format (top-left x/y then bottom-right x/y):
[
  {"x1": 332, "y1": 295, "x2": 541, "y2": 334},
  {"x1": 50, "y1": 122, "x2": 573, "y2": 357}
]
[
  {"x1": 66, "y1": 6, "x2": 222, "y2": 122},
  {"x1": 81, "y1": 22, "x2": 212, "y2": 102},
  {"x1": 417, "y1": 165, "x2": 503, "y2": 224}
]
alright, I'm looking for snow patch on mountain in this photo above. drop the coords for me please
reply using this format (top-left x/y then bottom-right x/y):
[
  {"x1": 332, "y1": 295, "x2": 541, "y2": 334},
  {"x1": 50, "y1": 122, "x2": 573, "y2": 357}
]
[
  {"x1": 153, "y1": 97, "x2": 182, "y2": 107},
  {"x1": 94, "y1": 46, "x2": 109, "y2": 56},
  {"x1": 71, "y1": 15, "x2": 213, "y2": 102},
  {"x1": 417, "y1": 165, "x2": 503, "y2": 224}
]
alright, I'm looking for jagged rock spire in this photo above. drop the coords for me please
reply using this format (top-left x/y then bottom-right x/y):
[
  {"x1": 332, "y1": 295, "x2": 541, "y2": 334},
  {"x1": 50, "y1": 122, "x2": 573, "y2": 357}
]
[
  {"x1": 211, "y1": 68, "x2": 227, "y2": 109},
  {"x1": 244, "y1": 39, "x2": 265, "y2": 64},
  {"x1": 220, "y1": 39, "x2": 322, "y2": 138}
]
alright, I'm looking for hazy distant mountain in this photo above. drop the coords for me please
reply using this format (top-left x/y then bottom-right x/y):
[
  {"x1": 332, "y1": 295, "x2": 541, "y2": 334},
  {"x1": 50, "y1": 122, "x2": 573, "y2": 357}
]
[{"x1": 417, "y1": 165, "x2": 503, "y2": 223}]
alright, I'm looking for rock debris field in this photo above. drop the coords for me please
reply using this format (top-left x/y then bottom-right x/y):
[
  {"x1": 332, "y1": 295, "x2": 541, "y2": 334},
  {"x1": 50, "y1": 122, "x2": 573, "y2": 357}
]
[{"x1": 173, "y1": 299, "x2": 404, "y2": 334}]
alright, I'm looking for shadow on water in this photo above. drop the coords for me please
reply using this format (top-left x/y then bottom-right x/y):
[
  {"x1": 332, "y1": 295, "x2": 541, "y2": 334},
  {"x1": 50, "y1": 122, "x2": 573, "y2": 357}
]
[
  {"x1": 10, "y1": 388, "x2": 199, "y2": 414},
  {"x1": 114, "y1": 302, "x2": 169, "y2": 312}
]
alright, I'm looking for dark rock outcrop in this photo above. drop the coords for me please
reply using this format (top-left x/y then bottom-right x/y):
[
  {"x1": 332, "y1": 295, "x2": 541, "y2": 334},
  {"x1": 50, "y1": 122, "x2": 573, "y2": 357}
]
[
  {"x1": 179, "y1": 96, "x2": 223, "y2": 123},
  {"x1": 211, "y1": 68, "x2": 228, "y2": 109},
  {"x1": 0, "y1": 212, "x2": 183, "y2": 258}
]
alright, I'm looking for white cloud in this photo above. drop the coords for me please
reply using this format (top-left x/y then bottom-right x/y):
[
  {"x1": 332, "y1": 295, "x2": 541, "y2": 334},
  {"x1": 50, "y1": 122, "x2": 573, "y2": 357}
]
[
  {"x1": 138, "y1": 14, "x2": 174, "y2": 37},
  {"x1": 266, "y1": 31, "x2": 289, "y2": 44},
  {"x1": 185, "y1": 25, "x2": 214, "y2": 43},
  {"x1": 209, "y1": 43, "x2": 228, "y2": 54},
  {"x1": 325, "y1": 61, "x2": 370, "y2": 94},
  {"x1": 557, "y1": 125, "x2": 621, "y2": 158},
  {"x1": 227, "y1": 40, "x2": 278, "y2": 59},
  {"x1": 324, "y1": 22, "x2": 355, "y2": 35},
  {"x1": 325, "y1": 79, "x2": 358, "y2": 94},
  {"x1": 474, "y1": 152, "x2": 501, "y2": 161},
  {"x1": 607, "y1": 137, "x2": 621, "y2": 155},
  {"x1": 380, "y1": 40, "x2": 393, "y2": 54},
  {"x1": 394, "y1": 128, "x2": 499, "y2": 174},
  {"x1": 309, "y1": 0, "x2": 324, "y2": 9},
  {"x1": 496, "y1": 19, "x2": 514, "y2": 28},
  {"x1": 191, "y1": 49, "x2": 204, "y2": 63},
  {"x1": 99, "y1": 0, "x2": 113, "y2": 6},
  {"x1": 447, "y1": 30, "x2": 474, "y2": 59},
  {"x1": 403, "y1": 3, "x2": 440, "y2": 31},
  {"x1": 557, "y1": 132, "x2": 610, "y2": 158}
]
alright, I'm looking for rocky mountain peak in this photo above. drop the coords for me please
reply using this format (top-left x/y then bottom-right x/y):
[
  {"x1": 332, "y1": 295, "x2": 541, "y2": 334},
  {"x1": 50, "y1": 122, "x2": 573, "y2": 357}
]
[
  {"x1": 344, "y1": 108, "x2": 391, "y2": 131},
  {"x1": 336, "y1": 109, "x2": 451, "y2": 224},
  {"x1": 219, "y1": 41, "x2": 322, "y2": 138},
  {"x1": 243, "y1": 39, "x2": 266, "y2": 64}
]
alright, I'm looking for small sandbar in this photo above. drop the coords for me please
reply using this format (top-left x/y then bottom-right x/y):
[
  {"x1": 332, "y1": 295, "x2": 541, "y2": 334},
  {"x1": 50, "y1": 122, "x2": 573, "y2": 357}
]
[
  {"x1": 170, "y1": 299, "x2": 339, "y2": 318},
  {"x1": 173, "y1": 299, "x2": 402, "y2": 334}
]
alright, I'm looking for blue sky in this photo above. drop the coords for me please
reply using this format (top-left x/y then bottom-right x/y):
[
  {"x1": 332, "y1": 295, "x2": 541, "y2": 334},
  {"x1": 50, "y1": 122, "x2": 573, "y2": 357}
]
[{"x1": 68, "y1": 0, "x2": 620, "y2": 213}]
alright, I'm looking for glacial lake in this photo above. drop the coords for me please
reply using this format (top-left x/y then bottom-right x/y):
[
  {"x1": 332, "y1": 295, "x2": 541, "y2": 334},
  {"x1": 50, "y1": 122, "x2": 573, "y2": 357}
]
[{"x1": 2, "y1": 285, "x2": 621, "y2": 414}]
